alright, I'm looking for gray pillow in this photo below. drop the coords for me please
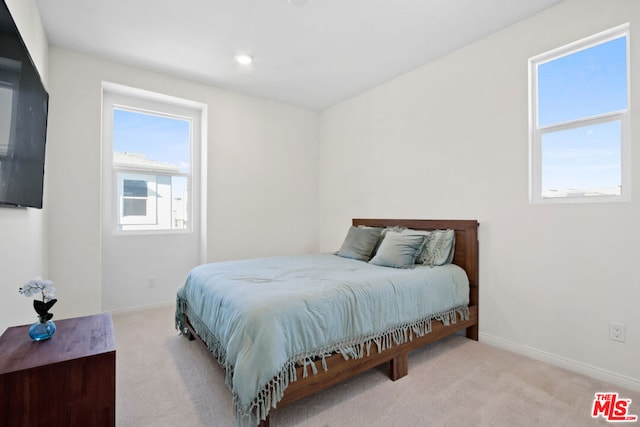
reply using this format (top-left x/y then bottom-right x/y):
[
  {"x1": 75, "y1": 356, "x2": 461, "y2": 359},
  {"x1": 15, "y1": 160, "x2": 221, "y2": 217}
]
[
  {"x1": 369, "y1": 231, "x2": 427, "y2": 268},
  {"x1": 371, "y1": 225, "x2": 406, "y2": 256},
  {"x1": 399, "y1": 228, "x2": 431, "y2": 261},
  {"x1": 336, "y1": 226, "x2": 382, "y2": 261}
]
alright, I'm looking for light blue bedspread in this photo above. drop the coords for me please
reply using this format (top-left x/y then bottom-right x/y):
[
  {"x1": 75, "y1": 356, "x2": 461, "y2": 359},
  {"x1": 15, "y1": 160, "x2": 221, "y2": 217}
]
[{"x1": 175, "y1": 253, "x2": 469, "y2": 426}]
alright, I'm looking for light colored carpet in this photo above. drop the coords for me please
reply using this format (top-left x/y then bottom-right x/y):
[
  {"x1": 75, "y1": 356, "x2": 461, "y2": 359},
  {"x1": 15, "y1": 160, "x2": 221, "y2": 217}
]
[{"x1": 112, "y1": 304, "x2": 639, "y2": 426}]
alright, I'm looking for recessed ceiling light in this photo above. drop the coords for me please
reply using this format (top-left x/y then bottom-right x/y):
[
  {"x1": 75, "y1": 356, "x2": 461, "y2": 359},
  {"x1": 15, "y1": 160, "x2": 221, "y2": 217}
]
[
  {"x1": 235, "y1": 53, "x2": 253, "y2": 66},
  {"x1": 288, "y1": 0, "x2": 308, "y2": 5}
]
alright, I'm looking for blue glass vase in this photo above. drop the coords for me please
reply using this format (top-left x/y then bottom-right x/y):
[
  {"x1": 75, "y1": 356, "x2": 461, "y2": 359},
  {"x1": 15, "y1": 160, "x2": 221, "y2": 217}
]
[{"x1": 29, "y1": 320, "x2": 56, "y2": 341}]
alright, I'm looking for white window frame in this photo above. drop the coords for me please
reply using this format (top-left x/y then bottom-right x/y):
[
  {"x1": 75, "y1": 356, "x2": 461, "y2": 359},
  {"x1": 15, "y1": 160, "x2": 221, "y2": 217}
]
[
  {"x1": 529, "y1": 24, "x2": 631, "y2": 204},
  {"x1": 102, "y1": 83, "x2": 202, "y2": 234}
]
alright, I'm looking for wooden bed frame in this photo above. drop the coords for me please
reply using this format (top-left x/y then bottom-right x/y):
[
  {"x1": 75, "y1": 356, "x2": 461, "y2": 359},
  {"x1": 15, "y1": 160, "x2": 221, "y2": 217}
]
[{"x1": 183, "y1": 218, "x2": 479, "y2": 426}]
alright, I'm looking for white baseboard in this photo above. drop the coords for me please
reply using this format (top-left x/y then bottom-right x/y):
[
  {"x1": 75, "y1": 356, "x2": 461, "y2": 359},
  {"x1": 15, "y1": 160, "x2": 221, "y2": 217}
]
[{"x1": 479, "y1": 332, "x2": 640, "y2": 392}]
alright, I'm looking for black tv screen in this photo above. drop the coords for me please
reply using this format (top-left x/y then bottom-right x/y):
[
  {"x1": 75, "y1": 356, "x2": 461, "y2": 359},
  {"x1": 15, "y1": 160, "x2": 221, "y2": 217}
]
[{"x1": 0, "y1": 0, "x2": 48, "y2": 209}]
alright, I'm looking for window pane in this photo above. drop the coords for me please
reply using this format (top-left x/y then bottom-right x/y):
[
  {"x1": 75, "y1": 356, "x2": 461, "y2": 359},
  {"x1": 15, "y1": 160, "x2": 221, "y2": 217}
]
[
  {"x1": 538, "y1": 36, "x2": 627, "y2": 127},
  {"x1": 123, "y1": 198, "x2": 147, "y2": 216},
  {"x1": 112, "y1": 106, "x2": 193, "y2": 231},
  {"x1": 123, "y1": 179, "x2": 148, "y2": 197},
  {"x1": 113, "y1": 109, "x2": 190, "y2": 173},
  {"x1": 541, "y1": 121, "x2": 621, "y2": 198}
]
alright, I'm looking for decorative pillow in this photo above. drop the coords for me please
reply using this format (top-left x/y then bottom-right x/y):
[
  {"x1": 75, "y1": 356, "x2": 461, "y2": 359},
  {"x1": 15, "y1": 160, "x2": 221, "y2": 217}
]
[
  {"x1": 369, "y1": 231, "x2": 427, "y2": 269},
  {"x1": 336, "y1": 226, "x2": 382, "y2": 261},
  {"x1": 400, "y1": 228, "x2": 431, "y2": 261},
  {"x1": 419, "y1": 229, "x2": 456, "y2": 266},
  {"x1": 371, "y1": 225, "x2": 406, "y2": 256}
]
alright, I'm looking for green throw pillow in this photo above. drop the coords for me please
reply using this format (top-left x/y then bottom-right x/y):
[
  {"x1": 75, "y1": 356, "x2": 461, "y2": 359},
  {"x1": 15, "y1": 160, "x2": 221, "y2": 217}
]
[
  {"x1": 369, "y1": 231, "x2": 427, "y2": 268},
  {"x1": 336, "y1": 226, "x2": 382, "y2": 261}
]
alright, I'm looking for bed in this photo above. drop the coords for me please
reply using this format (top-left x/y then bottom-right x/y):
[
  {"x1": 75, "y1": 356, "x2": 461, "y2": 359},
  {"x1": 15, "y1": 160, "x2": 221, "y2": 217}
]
[{"x1": 176, "y1": 218, "x2": 479, "y2": 426}]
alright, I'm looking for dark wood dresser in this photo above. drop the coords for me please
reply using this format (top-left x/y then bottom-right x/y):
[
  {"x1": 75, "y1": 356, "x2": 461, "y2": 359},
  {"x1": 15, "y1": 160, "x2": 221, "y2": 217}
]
[{"x1": 0, "y1": 313, "x2": 116, "y2": 426}]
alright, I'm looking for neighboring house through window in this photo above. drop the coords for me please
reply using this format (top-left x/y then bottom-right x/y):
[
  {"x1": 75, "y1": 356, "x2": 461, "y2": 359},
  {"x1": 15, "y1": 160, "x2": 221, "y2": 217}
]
[{"x1": 529, "y1": 24, "x2": 630, "y2": 203}]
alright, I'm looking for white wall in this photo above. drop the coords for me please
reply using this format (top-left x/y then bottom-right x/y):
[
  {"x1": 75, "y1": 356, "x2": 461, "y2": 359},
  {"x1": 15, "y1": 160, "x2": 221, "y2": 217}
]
[
  {"x1": 0, "y1": 0, "x2": 48, "y2": 333},
  {"x1": 318, "y1": 0, "x2": 640, "y2": 390},
  {"x1": 46, "y1": 47, "x2": 319, "y2": 315},
  {"x1": 4, "y1": 0, "x2": 48, "y2": 79}
]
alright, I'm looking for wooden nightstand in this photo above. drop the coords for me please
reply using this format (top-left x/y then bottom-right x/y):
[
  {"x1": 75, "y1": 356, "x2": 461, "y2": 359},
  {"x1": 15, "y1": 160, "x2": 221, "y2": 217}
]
[{"x1": 0, "y1": 313, "x2": 116, "y2": 427}]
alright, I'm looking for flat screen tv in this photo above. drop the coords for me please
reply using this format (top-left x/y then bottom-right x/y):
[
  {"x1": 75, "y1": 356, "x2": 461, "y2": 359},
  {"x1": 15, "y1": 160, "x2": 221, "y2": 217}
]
[{"x1": 0, "y1": 0, "x2": 49, "y2": 209}]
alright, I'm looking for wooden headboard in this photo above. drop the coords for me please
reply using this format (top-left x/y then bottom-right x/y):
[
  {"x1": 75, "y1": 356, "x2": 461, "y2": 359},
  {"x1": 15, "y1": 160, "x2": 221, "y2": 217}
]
[{"x1": 352, "y1": 218, "x2": 479, "y2": 308}]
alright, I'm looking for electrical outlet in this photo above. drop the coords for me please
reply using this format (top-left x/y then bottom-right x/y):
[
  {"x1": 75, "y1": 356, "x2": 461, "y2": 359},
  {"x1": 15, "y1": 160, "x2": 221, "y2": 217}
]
[
  {"x1": 146, "y1": 278, "x2": 155, "y2": 288},
  {"x1": 609, "y1": 322, "x2": 626, "y2": 343}
]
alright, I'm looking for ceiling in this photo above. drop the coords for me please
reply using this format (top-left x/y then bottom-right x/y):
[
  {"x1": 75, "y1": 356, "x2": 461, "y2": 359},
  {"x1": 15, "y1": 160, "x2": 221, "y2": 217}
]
[{"x1": 34, "y1": 0, "x2": 564, "y2": 111}]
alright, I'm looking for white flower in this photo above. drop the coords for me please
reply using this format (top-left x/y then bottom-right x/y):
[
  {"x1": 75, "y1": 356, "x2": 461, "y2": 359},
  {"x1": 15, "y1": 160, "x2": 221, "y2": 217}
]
[
  {"x1": 42, "y1": 285, "x2": 56, "y2": 300},
  {"x1": 19, "y1": 279, "x2": 55, "y2": 301}
]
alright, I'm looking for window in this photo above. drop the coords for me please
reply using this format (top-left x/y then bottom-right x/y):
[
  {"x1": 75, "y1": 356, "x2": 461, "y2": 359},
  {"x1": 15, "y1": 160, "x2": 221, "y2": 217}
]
[
  {"x1": 103, "y1": 85, "x2": 201, "y2": 232},
  {"x1": 529, "y1": 25, "x2": 630, "y2": 203},
  {"x1": 122, "y1": 179, "x2": 148, "y2": 216}
]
